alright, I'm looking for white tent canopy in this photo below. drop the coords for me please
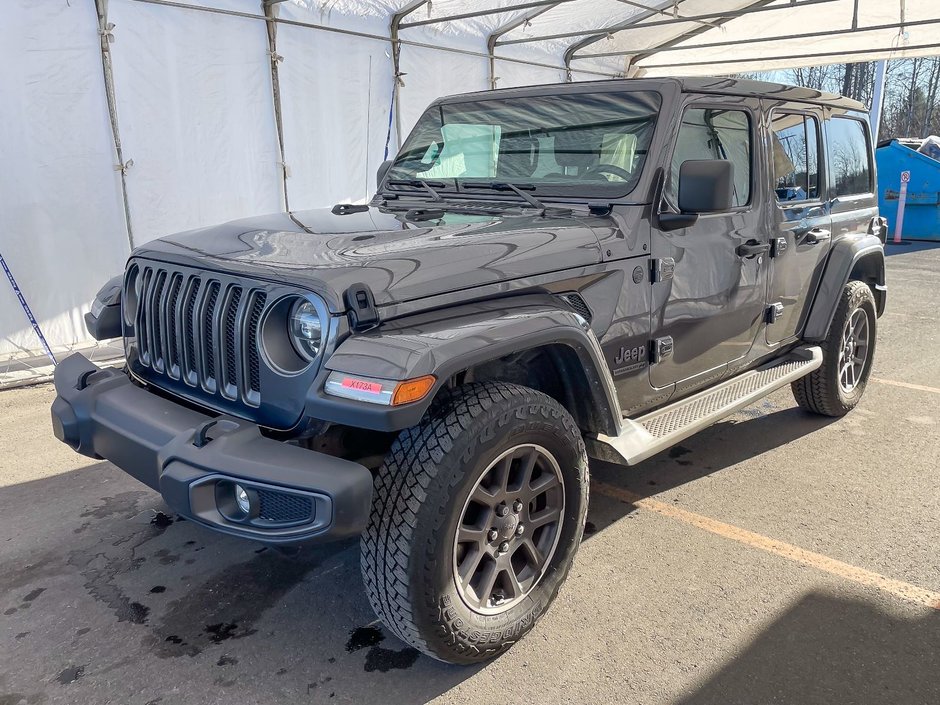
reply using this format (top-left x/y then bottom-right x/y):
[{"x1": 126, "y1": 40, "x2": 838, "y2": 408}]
[{"x1": 2, "y1": 0, "x2": 938, "y2": 372}]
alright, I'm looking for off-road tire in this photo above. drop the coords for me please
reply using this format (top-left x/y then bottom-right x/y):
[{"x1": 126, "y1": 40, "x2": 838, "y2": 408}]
[
  {"x1": 792, "y1": 280, "x2": 877, "y2": 416},
  {"x1": 360, "y1": 381, "x2": 589, "y2": 664}
]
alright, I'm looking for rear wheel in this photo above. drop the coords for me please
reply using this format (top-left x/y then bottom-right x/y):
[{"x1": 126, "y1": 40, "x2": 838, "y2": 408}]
[
  {"x1": 360, "y1": 382, "x2": 589, "y2": 664},
  {"x1": 792, "y1": 280, "x2": 877, "y2": 416}
]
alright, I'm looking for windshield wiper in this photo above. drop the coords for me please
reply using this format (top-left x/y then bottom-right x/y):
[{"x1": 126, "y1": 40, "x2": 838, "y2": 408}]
[
  {"x1": 386, "y1": 178, "x2": 444, "y2": 202},
  {"x1": 462, "y1": 182, "x2": 546, "y2": 213}
]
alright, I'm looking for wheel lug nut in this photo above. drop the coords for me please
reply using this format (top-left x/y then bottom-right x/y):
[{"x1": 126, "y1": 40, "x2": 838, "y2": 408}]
[
  {"x1": 498, "y1": 541, "x2": 509, "y2": 553},
  {"x1": 516, "y1": 524, "x2": 524, "y2": 535},
  {"x1": 513, "y1": 500, "x2": 523, "y2": 512},
  {"x1": 497, "y1": 505, "x2": 510, "y2": 517},
  {"x1": 488, "y1": 529, "x2": 498, "y2": 541}
]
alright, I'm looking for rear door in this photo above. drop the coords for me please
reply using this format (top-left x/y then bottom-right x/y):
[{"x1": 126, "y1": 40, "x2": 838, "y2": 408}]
[
  {"x1": 649, "y1": 96, "x2": 769, "y2": 392},
  {"x1": 764, "y1": 104, "x2": 831, "y2": 344}
]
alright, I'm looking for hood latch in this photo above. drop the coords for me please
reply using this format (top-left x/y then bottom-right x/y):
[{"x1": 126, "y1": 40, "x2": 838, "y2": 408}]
[{"x1": 344, "y1": 283, "x2": 380, "y2": 332}]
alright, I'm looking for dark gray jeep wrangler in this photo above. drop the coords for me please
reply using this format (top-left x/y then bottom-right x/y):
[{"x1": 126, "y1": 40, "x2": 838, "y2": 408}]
[{"x1": 52, "y1": 77, "x2": 887, "y2": 664}]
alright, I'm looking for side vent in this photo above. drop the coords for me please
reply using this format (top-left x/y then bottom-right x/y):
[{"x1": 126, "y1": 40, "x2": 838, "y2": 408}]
[{"x1": 559, "y1": 293, "x2": 592, "y2": 323}]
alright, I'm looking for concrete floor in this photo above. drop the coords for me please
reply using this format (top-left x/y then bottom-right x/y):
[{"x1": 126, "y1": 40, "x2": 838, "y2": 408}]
[{"x1": 2, "y1": 243, "x2": 939, "y2": 705}]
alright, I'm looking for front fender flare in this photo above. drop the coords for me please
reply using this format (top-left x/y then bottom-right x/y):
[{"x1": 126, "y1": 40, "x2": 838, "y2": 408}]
[{"x1": 304, "y1": 298, "x2": 622, "y2": 435}]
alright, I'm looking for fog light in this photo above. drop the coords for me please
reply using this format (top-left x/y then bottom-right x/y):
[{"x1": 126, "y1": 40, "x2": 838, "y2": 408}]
[
  {"x1": 215, "y1": 480, "x2": 257, "y2": 523},
  {"x1": 235, "y1": 484, "x2": 251, "y2": 515}
]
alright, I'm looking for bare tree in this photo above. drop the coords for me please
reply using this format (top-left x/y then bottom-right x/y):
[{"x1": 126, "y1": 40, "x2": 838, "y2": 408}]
[{"x1": 741, "y1": 56, "x2": 940, "y2": 141}]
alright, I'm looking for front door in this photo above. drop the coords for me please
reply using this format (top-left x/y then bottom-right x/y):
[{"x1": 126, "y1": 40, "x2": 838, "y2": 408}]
[
  {"x1": 765, "y1": 104, "x2": 831, "y2": 344},
  {"x1": 649, "y1": 98, "x2": 769, "y2": 392}
]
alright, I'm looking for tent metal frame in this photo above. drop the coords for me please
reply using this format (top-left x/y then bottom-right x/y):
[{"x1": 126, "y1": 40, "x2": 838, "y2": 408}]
[
  {"x1": 97, "y1": 0, "x2": 940, "y2": 217},
  {"x1": 638, "y1": 40, "x2": 940, "y2": 70},
  {"x1": 577, "y1": 17, "x2": 940, "y2": 60},
  {"x1": 498, "y1": 0, "x2": 837, "y2": 47},
  {"x1": 124, "y1": 0, "x2": 936, "y2": 86}
]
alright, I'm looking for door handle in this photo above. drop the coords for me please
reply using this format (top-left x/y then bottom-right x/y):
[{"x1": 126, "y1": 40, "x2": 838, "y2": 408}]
[
  {"x1": 805, "y1": 228, "x2": 831, "y2": 245},
  {"x1": 736, "y1": 239, "x2": 770, "y2": 258}
]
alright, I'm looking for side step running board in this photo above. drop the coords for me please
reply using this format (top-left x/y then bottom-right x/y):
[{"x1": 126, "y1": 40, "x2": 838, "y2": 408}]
[{"x1": 592, "y1": 346, "x2": 823, "y2": 466}]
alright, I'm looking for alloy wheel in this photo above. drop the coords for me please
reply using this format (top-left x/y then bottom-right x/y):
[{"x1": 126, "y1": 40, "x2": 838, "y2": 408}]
[
  {"x1": 838, "y1": 307, "x2": 870, "y2": 393},
  {"x1": 453, "y1": 444, "x2": 565, "y2": 614}
]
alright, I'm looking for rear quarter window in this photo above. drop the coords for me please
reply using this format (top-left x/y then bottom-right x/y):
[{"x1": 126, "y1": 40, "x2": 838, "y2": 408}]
[{"x1": 827, "y1": 117, "x2": 872, "y2": 197}]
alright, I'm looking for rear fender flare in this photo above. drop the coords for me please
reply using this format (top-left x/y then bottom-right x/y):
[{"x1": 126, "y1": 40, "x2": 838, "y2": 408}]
[{"x1": 803, "y1": 234, "x2": 885, "y2": 342}]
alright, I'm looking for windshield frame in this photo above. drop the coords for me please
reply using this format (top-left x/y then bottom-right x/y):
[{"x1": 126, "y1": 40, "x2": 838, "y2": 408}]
[{"x1": 384, "y1": 86, "x2": 666, "y2": 204}]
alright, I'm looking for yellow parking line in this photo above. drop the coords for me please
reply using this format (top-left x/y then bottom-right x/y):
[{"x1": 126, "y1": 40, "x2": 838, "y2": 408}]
[
  {"x1": 871, "y1": 377, "x2": 940, "y2": 395},
  {"x1": 592, "y1": 481, "x2": 940, "y2": 611}
]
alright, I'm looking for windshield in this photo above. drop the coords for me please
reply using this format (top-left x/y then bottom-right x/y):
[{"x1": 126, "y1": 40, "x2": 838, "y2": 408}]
[{"x1": 387, "y1": 90, "x2": 661, "y2": 199}]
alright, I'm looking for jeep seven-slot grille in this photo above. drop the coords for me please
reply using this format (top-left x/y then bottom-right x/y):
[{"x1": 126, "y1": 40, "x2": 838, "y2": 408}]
[{"x1": 131, "y1": 265, "x2": 266, "y2": 407}]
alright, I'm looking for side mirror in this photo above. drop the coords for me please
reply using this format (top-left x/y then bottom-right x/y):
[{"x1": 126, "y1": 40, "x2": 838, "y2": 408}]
[
  {"x1": 677, "y1": 159, "x2": 734, "y2": 213},
  {"x1": 85, "y1": 275, "x2": 123, "y2": 341},
  {"x1": 376, "y1": 159, "x2": 393, "y2": 189}
]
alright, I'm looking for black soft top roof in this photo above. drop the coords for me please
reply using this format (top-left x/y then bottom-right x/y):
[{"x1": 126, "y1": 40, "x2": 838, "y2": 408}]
[{"x1": 439, "y1": 75, "x2": 867, "y2": 113}]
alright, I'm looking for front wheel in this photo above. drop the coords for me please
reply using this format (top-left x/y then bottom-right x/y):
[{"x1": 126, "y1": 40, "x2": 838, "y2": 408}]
[
  {"x1": 360, "y1": 382, "x2": 589, "y2": 664},
  {"x1": 792, "y1": 279, "x2": 877, "y2": 416}
]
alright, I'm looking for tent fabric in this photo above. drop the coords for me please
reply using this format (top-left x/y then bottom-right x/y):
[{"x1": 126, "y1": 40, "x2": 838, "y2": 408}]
[{"x1": 3, "y1": 0, "x2": 939, "y2": 367}]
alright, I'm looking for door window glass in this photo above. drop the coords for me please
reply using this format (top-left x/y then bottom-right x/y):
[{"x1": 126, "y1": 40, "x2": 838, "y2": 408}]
[
  {"x1": 668, "y1": 108, "x2": 751, "y2": 208},
  {"x1": 771, "y1": 113, "x2": 820, "y2": 202},
  {"x1": 827, "y1": 117, "x2": 872, "y2": 196}
]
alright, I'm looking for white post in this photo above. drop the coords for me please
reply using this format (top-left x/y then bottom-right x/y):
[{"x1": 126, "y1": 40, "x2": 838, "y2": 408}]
[
  {"x1": 894, "y1": 170, "x2": 910, "y2": 244},
  {"x1": 870, "y1": 59, "x2": 888, "y2": 143}
]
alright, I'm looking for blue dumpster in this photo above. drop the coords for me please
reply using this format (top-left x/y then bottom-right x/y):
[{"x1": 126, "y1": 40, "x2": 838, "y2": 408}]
[{"x1": 875, "y1": 140, "x2": 940, "y2": 241}]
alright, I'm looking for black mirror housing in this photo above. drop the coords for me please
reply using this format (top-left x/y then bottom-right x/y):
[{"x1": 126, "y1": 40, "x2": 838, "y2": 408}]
[
  {"x1": 678, "y1": 159, "x2": 734, "y2": 213},
  {"x1": 84, "y1": 275, "x2": 123, "y2": 341}
]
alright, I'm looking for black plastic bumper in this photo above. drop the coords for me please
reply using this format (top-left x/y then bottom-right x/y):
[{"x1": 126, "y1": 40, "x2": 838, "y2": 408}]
[{"x1": 50, "y1": 354, "x2": 372, "y2": 544}]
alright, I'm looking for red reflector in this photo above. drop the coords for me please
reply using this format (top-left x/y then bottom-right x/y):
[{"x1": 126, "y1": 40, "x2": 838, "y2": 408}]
[{"x1": 341, "y1": 377, "x2": 383, "y2": 394}]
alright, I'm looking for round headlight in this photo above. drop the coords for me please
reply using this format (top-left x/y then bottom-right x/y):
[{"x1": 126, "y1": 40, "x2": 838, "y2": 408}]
[{"x1": 288, "y1": 299, "x2": 323, "y2": 361}]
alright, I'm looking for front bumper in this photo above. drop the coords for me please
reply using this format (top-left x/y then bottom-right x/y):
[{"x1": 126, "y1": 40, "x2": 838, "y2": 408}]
[{"x1": 50, "y1": 354, "x2": 372, "y2": 544}]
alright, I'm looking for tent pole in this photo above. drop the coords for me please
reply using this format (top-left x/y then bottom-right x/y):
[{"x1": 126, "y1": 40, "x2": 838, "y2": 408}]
[
  {"x1": 263, "y1": 1, "x2": 290, "y2": 212},
  {"x1": 486, "y1": 3, "x2": 564, "y2": 90},
  {"x1": 870, "y1": 59, "x2": 888, "y2": 142},
  {"x1": 487, "y1": 35, "x2": 498, "y2": 90},
  {"x1": 391, "y1": 2, "x2": 431, "y2": 150},
  {"x1": 94, "y1": 0, "x2": 135, "y2": 252}
]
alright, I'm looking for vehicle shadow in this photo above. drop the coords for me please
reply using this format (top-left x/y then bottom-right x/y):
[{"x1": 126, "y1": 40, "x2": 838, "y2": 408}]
[
  {"x1": 0, "y1": 403, "x2": 862, "y2": 705},
  {"x1": 676, "y1": 591, "x2": 940, "y2": 705}
]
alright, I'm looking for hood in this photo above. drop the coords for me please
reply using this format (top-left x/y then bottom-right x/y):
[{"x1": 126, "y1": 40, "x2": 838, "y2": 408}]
[{"x1": 132, "y1": 205, "x2": 603, "y2": 313}]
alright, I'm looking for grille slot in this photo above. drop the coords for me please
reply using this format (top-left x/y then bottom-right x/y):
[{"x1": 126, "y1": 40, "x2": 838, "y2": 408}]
[
  {"x1": 257, "y1": 489, "x2": 313, "y2": 525},
  {"x1": 182, "y1": 278, "x2": 201, "y2": 386},
  {"x1": 165, "y1": 273, "x2": 183, "y2": 379},
  {"x1": 203, "y1": 281, "x2": 220, "y2": 387},
  {"x1": 131, "y1": 266, "x2": 264, "y2": 408},
  {"x1": 246, "y1": 292, "x2": 266, "y2": 397},
  {"x1": 150, "y1": 270, "x2": 167, "y2": 373},
  {"x1": 220, "y1": 287, "x2": 243, "y2": 400}
]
